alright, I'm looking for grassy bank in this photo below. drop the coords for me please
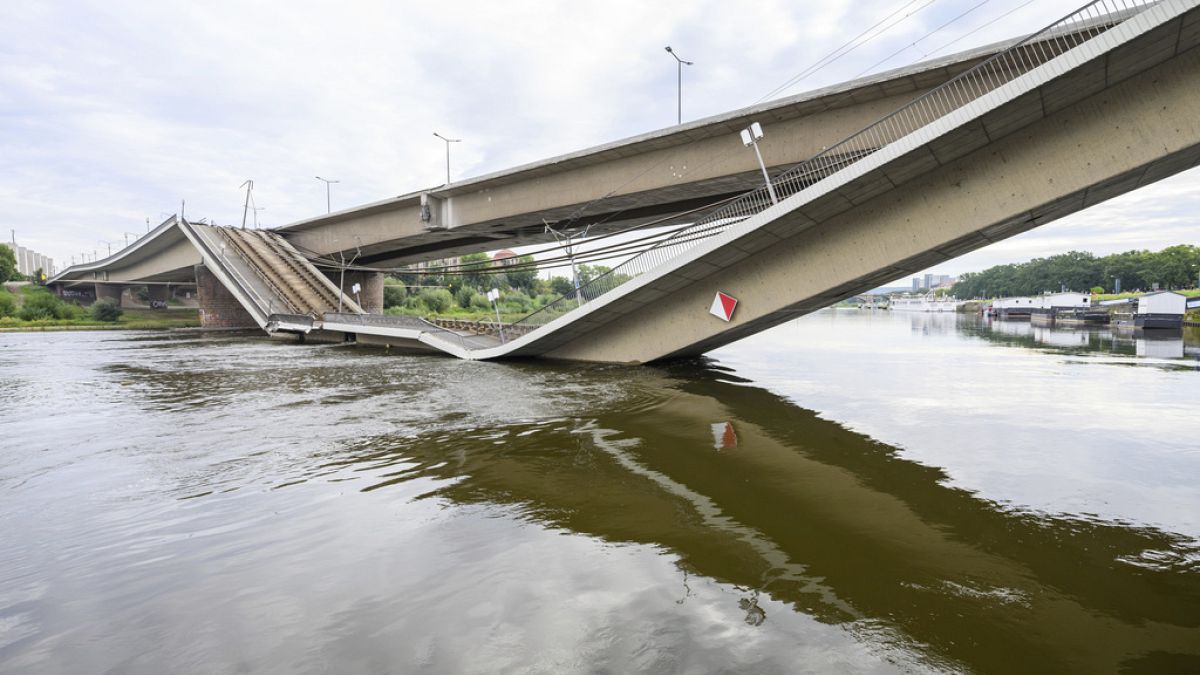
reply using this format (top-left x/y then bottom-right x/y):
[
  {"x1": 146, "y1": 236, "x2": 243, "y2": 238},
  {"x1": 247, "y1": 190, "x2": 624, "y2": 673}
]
[{"x1": 0, "y1": 286, "x2": 200, "y2": 331}]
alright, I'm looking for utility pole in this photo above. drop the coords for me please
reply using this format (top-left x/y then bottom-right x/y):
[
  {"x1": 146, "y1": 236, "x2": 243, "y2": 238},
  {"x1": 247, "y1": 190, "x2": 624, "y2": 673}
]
[
  {"x1": 433, "y1": 132, "x2": 461, "y2": 184},
  {"x1": 664, "y1": 46, "x2": 694, "y2": 125},
  {"x1": 240, "y1": 179, "x2": 254, "y2": 229},
  {"x1": 315, "y1": 176, "x2": 338, "y2": 213}
]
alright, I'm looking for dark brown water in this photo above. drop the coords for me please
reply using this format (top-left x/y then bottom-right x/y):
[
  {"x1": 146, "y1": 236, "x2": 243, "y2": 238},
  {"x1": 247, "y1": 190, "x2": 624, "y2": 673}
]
[{"x1": 1, "y1": 311, "x2": 1198, "y2": 674}]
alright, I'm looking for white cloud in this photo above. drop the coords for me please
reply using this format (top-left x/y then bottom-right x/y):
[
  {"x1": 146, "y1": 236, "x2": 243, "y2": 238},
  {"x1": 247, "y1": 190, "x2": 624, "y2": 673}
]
[{"x1": 0, "y1": 0, "x2": 1193, "y2": 273}]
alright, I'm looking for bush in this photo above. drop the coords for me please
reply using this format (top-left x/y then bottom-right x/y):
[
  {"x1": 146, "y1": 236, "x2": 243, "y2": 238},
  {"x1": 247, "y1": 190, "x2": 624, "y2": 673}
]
[
  {"x1": 0, "y1": 291, "x2": 15, "y2": 317},
  {"x1": 383, "y1": 283, "x2": 407, "y2": 308},
  {"x1": 1090, "y1": 286, "x2": 1104, "y2": 294},
  {"x1": 455, "y1": 286, "x2": 474, "y2": 309},
  {"x1": 417, "y1": 288, "x2": 454, "y2": 314},
  {"x1": 91, "y1": 298, "x2": 124, "y2": 322},
  {"x1": 17, "y1": 290, "x2": 67, "y2": 321},
  {"x1": 469, "y1": 293, "x2": 491, "y2": 310}
]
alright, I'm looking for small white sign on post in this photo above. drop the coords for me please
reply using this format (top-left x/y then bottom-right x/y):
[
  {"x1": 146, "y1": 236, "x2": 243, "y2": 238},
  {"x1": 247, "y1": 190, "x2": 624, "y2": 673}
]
[
  {"x1": 351, "y1": 283, "x2": 361, "y2": 294},
  {"x1": 487, "y1": 289, "x2": 506, "y2": 342}
]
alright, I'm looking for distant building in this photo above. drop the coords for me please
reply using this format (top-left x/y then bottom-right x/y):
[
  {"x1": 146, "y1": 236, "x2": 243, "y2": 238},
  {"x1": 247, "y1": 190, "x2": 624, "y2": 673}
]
[
  {"x1": 492, "y1": 249, "x2": 518, "y2": 266},
  {"x1": 912, "y1": 273, "x2": 953, "y2": 290},
  {"x1": 9, "y1": 243, "x2": 54, "y2": 279}
]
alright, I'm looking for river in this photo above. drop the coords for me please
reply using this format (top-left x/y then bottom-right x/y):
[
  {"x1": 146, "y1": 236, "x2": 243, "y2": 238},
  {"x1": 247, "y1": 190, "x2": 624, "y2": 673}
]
[{"x1": 1, "y1": 311, "x2": 1197, "y2": 674}]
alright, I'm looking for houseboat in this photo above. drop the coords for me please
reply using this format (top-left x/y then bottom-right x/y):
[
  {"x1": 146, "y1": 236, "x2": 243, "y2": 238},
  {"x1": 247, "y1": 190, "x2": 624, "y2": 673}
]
[
  {"x1": 1134, "y1": 291, "x2": 1186, "y2": 329},
  {"x1": 993, "y1": 297, "x2": 1037, "y2": 320}
]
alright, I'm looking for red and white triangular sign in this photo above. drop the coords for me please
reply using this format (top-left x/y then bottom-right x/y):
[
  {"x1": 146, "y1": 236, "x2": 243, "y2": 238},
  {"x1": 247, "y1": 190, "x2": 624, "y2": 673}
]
[{"x1": 709, "y1": 291, "x2": 738, "y2": 322}]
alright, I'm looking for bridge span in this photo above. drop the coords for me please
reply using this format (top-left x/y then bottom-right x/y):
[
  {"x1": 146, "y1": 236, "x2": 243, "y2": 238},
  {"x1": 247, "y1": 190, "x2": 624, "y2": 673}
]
[{"x1": 50, "y1": 0, "x2": 1200, "y2": 363}]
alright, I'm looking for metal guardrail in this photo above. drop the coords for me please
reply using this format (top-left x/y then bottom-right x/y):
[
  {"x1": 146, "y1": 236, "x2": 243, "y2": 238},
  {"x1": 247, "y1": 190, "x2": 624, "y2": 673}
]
[
  {"x1": 322, "y1": 312, "x2": 482, "y2": 352},
  {"x1": 508, "y1": 0, "x2": 1161, "y2": 332},
  {"x1": 181, "y1": 219, "x2": 278, "y2": 321}
]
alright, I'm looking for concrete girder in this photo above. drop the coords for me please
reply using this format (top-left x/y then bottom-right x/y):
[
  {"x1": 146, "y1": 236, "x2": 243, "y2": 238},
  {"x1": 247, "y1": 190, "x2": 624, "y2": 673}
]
[{"x1": 541, "y1": 36, "x2": 1200, "y2": 363}]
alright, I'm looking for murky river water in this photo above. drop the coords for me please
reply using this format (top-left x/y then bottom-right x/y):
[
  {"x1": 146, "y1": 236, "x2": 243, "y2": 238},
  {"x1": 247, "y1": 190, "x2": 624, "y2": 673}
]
[{"x1": 1, "y1": 311, "x2": 1198, "y2": 674}]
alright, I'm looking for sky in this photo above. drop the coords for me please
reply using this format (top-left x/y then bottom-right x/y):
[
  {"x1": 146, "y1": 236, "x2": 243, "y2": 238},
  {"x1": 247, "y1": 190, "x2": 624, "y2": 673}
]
[{"x1": 1, "y1": 0, "x2": 1196, "y2": 281}]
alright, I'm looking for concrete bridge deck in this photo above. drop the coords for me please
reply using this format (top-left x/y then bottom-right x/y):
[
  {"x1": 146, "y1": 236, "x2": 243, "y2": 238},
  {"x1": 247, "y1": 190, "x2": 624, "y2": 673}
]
[{"x1": 47, "y1": 0, "x2": 1200, "y2": 364}]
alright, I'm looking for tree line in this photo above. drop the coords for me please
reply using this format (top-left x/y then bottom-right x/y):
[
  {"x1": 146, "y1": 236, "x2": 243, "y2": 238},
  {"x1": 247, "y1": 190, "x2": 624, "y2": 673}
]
[
  {"x1": 951, "y1": 245, "x2": 1200, "y2": 298},
  {"x1": 384, "y1": 252, "x2": 629, "y2": 318}
]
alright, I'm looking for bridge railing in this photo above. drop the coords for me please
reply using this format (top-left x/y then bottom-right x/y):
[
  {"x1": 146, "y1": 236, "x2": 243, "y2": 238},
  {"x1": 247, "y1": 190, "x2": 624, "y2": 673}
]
[{"x1": 508, "y1": 0, "x2": 1159, "y2": 332}]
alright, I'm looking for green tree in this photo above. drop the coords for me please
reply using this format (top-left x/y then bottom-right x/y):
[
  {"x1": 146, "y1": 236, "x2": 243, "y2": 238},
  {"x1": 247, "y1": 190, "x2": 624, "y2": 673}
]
[
  {"x1": 0, "y1": 244, "x2": 17, "y2": 283},
  {"x1": 459, "y1": 252, "x2": 493, "y2": 289},
  {"x1": 505, "y1": 255, "x2": 539, "y2": 293},
  {"x1": 548, "y1": 276, "x2": 575, "y2": 297}
]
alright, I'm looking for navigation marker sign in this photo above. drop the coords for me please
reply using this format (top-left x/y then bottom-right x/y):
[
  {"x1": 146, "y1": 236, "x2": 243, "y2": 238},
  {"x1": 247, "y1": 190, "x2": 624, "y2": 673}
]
[{"x1": 709, "y1": 291, "x2": 738, "y2": 322}]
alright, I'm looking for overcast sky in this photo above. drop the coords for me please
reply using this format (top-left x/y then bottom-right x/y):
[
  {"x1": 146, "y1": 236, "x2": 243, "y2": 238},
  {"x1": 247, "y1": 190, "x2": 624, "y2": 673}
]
[{"x1": 1, "y1": 0, "x2": 1196, "y2": 280}]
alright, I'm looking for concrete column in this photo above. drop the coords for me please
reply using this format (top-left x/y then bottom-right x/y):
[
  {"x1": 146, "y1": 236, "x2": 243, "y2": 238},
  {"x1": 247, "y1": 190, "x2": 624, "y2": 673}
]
[
  {"x1": 324, "y1": 270, "x2": 384, "y2": 314},
  {"x1": 94, "y1": 283, "x2": 124, "y2": 306},
  {"x1": 196, "y1": 265, "x2": 257, "y2": 329}
]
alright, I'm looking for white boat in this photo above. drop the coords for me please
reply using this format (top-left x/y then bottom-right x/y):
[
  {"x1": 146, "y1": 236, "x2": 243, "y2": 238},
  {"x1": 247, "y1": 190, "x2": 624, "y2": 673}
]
[{"x1": 889, "y1": 293, "x2": 963, "y2": 312}]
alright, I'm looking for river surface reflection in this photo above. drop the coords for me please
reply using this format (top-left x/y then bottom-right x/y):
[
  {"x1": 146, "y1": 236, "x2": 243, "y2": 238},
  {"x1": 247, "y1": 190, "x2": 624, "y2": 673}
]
[{"x1": 1, "y1": 311, "x2": 1197, "y2": 674}]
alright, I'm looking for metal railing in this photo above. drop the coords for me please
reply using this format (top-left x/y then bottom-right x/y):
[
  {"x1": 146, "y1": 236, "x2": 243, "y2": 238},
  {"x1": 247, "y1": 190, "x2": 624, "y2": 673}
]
[
  {"x1": 182, "y1": 219, "x2": 280, "y2": 320},
  {"x1": 322, "y1": 311, "x2": 482, "y2": 353},
  {"x1": 508, "y1": 0, "x2": 1160, "y2": 333}
]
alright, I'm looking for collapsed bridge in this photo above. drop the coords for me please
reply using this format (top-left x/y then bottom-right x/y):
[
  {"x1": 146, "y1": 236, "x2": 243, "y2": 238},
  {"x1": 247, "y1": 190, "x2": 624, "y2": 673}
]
[{"x1": 50, "y1": 0, "x2": 1200, "y2": 363}]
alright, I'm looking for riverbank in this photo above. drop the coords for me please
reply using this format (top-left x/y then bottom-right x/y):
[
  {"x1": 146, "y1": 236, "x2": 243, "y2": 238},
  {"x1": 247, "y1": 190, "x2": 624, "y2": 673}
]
[{"x1": 0, "y1": 307, "x2": 200, "y2": 332}]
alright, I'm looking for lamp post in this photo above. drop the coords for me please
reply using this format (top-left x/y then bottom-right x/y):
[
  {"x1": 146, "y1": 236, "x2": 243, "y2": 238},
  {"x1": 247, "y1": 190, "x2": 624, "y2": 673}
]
[
  {"x1": 315, "y1": 176, "x2": 338, "y2": 213},
  {"x1": 433, "y1": 132, "x2": 461, "y2": 185},
  {"x1": 739, "y1": 122, "x2": 778, "y2": 204},
  {"x1": 664, "y1": 46, "x2": 693, "y2": 125}
]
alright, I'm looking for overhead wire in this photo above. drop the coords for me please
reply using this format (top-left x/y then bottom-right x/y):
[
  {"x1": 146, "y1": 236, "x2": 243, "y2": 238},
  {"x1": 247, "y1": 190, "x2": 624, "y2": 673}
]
[
  {"x1": 851, "y1": 0, "x2": 994, "y2": 78},
  {"x1": 308, "y1": 0, "x2": 1046, "y2": 284}
]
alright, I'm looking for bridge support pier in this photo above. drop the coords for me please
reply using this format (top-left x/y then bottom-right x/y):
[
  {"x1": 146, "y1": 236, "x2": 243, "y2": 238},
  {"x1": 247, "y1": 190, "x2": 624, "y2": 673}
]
[
  {"x1": 324, "y1": 270, "x2": 384, "y2": 314},
  {"x1": 94, "y1": 284, "x2": 124, "y2": 306},
  {"x1": 196, "y1": 266, "x2": 257, "y2": 329}
]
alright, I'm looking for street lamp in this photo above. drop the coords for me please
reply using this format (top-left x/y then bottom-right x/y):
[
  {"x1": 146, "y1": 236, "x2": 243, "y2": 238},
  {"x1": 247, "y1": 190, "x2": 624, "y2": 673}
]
[
  {"x1": 664, "y1": 46, "x2": 693, "y2": 125},
  {"x1": 315, "y1": 176, "x2": 339, "y2": 213},
  {"x1": 433, "y1": 132, "x2": 461, "y2": 185},
  {"x1": 739, "y1": 122, "x2": 778, "y2": 204}
]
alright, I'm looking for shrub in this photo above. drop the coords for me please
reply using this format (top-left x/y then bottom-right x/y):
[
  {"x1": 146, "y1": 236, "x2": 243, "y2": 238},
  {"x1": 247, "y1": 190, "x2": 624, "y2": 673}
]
[
  {"x1": 383, "y1": 283, "x2": 407, "y2": 308},
  {"x1": 469, "y1": 293, "x2": 491, "y2": 310},
  {"x1": 455, "y1": 286, "x2": 474, "y2": 309},
  {"x1": 1090, "y1": 286, "x2": 1104, "y2": 294},
  {"x1": 17, "y1": 290, "x2": 67, "y2": 321},
  {"x1": 418, "y1": 288, "x2": 454, "y2": 314},
  {"x1": 91, "y1": 298, "x2": 124, "y2": 322},
  {"x1": 0, "y1": 292, "x2": 15, "y2": 318}
]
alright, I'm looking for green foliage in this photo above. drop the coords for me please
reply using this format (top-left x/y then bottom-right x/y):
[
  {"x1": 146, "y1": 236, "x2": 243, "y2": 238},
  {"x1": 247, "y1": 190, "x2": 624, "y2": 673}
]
[
  {"x1": 455, "y1": 286, "x2": 474, "y2": 309},
  {"x1": 1090, "y1": 286, "x2": 1104, "y2": 294},
  {"x1": 0, "y1": 244, "x2": 17, "y2": 283},
  {"x1": 17, "y1": 289, "x2": 69, "y2": 320},
  {"x1": 458, "y1": 252, "x2": 493, "y2": 289},
  {"x1": 90, "y1": 298, "x2": 124, "y2": 322},
  {"x1": 548, "y1": 276, "x2": 575, "y2": 297},
  {"x1": 418, "y1": 288, "x2": 454, "y2": 313},
  {"x1": 505, "y1": 255, "x2": 539, "y2": 293},
  {"x1": 0, "y1": 290, "x2": 15, "y2": 318},
  {"x1": 469, "y1": 293, "x2": 491, "y2": 310},
  {"x1": 383, "y1": 281, "x2": 407, "y2": 308},
  {"x1": 953, "y1": 245, "x2": 1200, "y2": 298}
]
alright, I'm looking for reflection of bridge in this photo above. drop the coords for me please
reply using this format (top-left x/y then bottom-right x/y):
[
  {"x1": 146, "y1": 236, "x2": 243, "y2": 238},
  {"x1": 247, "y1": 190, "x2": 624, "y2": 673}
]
[
  {"x1": 51, "y1": 0, "x2": 1200, "y2": 363},
  {"x1": 282, "y1": 360, "x2": 1198, "y2": 672}
]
